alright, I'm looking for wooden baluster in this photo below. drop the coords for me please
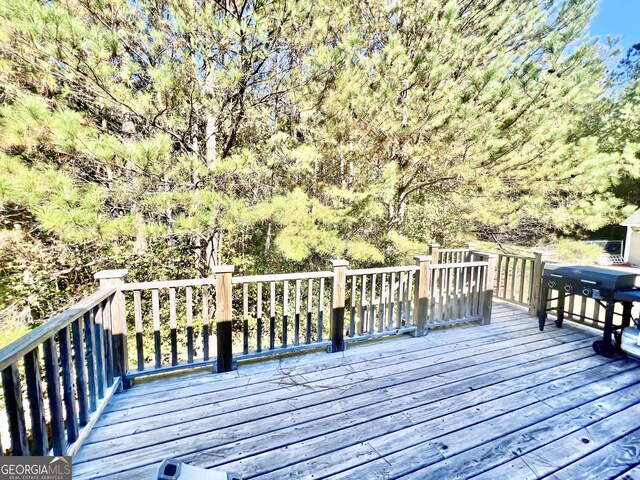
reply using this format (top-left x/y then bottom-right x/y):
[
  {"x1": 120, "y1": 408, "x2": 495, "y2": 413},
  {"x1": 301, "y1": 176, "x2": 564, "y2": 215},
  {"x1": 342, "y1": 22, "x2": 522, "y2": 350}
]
[
  {"x1": 294, "y1": 279, "x2": 301, "y2": 346},
  {"x1": 369, "y1": 274, "x2": 376, "y2": 334},
  {"x1": 496, "y1": 255, "x2": 503, "y2": 298},
  {"x1": 462, "y1": 266, "x2": 469, "y2": 319},
  {"x1": 379, "y1": 273, "x2": 386, "y2": 332},
  {"x1": 397, "y1": 272, "x2": 404, "y2": 329},
  {"x1": 519, "y1": 259, "x2": 527, "y2": 303},
  {"x1": 350, "y1": 277, "x2": 356, "y2": 337},
  {"x1": 568, "y1": 292, "x2": 576, "y2": 321},
  {"x1": 24, "y1": 348, "x2": 48, "y2": 455},
  {"x1": 318, "y1": 278, "x2": 325, "y2": 341},
  {"x1": 330, "y1": 260, "x2": 348, "y2": 352},
  {"x1": 406, "y1": 272, "x2": 415, "y2": 326},
  {"x1": 438, "y1": 267, "x2": 446, "y2": 322},
  {"x1": 282, "y1": 280, "x2": 289, "y2": 348},
  {"x1": 169, "y1": 288, "x2": 178, "y2": 366},
  {"x1": 389, "y1": 272, "x2": 395, "y2": 330},
  {"x1": 102, "y1": 298, "x2": 114, "y2": 385},
  {"x1": 593, "y1": 300, "x2": 601, "y2": 325},
  {"x1": 306, "y1": 279, "x2": 313, "y2": 344},
  {"x1": 502, "y1": 256, "x2": 510, "y2": 298},
  {"x1": 453, "y1": 266, "x2": 461, "y2": 320},
  {"x1": 2, "y1": 363, "x2": 28, "y2": 455},
  {"x1": 242, "y1": 284, "x2": 249, "y2": 354},
  {"x1": 270, "y1": 282, "x2": 276, "y2": 350},
  {"x1": 580, "y1": 295, "x2": 588, "y2": 324},
  {"x1": 359, "y1": 275, "x2": 366, "y2": 334},
  {"x1": 186, "y1": 286, "x2": 194, "y2": 363},
  {"x1": 133, "y1": 290, "x2": 144, "y2": 372},
  {"x1": 83, "y1": 310, "x2": 98, "y2": 412},
  {"x1": 152, "y1": 289, "x2": 161, "y2": 368},
  {"x1": 58, "y1": 326, "x2": 79, "y2": 442},
  {"x1": 43, "y1": 338, "x2": 66, "y2": 455},
  {"x1": 215, "y1": 266, "x2": 234, "y2": 373},
  {"x1": 93, "y1": 304, "x2": 106, "y2": 397},
  {"x1": 256, "y1": 282, "x2": 263, "y2": 352},
  {"x1": 510, "y1": 257, "x2": 517, "y2": 301},
  {"x1": 71, "y1": 318, "x2": 89, "y2": 425}
]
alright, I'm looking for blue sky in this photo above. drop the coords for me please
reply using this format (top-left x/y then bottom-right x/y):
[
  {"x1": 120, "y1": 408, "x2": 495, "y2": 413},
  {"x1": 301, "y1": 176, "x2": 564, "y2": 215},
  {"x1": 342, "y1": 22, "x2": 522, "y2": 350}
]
[{"x1": 590, "y1": 0, "x2": 640, "y2": 53}]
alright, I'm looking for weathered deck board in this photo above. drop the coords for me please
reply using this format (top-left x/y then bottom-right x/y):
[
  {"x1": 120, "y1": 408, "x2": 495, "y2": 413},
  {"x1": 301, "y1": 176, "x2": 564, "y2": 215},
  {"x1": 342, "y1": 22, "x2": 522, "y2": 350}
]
[{"x1": 73, "y1": 301, "x2": 640, "y2": 480}]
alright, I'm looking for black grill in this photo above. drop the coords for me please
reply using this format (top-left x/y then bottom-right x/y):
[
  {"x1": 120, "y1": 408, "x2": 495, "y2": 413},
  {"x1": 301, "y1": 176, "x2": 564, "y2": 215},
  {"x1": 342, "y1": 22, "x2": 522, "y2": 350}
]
[{"x1": 538, "y1": 264, "x2": 639, "y2": 357}]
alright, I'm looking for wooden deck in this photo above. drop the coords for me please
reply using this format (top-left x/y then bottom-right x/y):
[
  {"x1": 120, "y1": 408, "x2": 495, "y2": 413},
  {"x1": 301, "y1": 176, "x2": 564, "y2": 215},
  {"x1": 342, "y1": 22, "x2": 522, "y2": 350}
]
[{"x1": 72, "y1": 301, "x2": 640, "y2": 480}]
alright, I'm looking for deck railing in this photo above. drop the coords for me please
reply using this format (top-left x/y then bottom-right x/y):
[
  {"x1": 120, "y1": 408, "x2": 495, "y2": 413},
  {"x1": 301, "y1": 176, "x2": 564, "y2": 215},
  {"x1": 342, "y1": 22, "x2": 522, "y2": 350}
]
[
  {"x1": 0, "y1": 286, "x2": 121, "y2": 457},
  {"x1": 86, "y1": 255, "x2": 498, "y2": 383}
]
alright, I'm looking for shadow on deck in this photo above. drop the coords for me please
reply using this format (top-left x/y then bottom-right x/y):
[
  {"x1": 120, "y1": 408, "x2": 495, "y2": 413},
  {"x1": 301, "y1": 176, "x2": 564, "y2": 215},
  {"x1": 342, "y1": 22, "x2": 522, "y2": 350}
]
[{"x1": 72, "y1": 301, "x2": 640, "y2": 480}]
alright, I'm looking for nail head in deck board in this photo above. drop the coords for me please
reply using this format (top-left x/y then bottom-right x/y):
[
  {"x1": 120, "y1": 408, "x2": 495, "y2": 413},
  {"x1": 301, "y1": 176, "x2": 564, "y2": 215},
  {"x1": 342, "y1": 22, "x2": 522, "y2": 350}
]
[
  {"x1": 2, "y1": 363, "x2": 29, "y2": 455},
  {"x1": 71, "y1": 318, "x2": 90, "y2": 426},
  {"x1": 43, "y1": 337, "x2": 66, "y2": 456},
  {"x1": 58, "y1": 326, "x2": 79, "y2": 442},
  {"x1": 24, "y1": 348, "x2": 48, "y2": 455},
  {"x1": 83, "y1": 311, "x2": 98, "y2": 412}
]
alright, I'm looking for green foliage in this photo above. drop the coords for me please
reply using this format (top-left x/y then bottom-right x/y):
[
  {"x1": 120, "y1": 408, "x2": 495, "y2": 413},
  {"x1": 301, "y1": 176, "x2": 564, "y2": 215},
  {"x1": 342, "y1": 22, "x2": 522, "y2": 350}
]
[{"x1": 0, "y1": 0, "x2": 636, "y2": 330}]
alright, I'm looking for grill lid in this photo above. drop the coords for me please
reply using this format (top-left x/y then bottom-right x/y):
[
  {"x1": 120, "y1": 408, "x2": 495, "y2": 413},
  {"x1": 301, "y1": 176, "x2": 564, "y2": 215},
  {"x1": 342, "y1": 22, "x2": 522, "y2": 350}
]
[{"x1": 543, "y1": 264, "x2": 638, "y2": 290}]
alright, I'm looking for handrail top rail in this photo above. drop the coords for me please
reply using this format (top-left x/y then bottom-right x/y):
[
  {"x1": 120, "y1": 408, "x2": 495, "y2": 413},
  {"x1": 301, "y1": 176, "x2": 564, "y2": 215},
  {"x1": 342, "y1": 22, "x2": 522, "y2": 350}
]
[
  {"x1": 0, "y1": 286, "x2": 116, "y2": 371},
  {"x1": 346, "y1": 265, "x2": 420, "y2": 276},
  {"x1": 438, "y1": 248, "x2": 470, "y2": 253},
  {"x1": 122, "y1": 278, "x2": 217, "y2": 291},
  {"x1": 430, "y1": 261, "x2": 489, "y2": 269},
  {"x1": 233, "y1": 271, "x2": 334, "y2": 284}
]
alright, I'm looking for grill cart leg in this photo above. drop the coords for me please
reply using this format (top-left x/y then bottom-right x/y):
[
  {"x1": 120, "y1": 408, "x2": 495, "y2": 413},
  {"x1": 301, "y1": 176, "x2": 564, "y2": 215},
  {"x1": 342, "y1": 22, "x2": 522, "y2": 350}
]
[
  {"x1": 554, "y1": 292, "x2": 566, "y2": 328},
  {"x1": 593, "y1": 301, "x2": 616, "y2": 357},
  {"x1": 538, "y1": 285, "x2": 549, "y2": 331}
]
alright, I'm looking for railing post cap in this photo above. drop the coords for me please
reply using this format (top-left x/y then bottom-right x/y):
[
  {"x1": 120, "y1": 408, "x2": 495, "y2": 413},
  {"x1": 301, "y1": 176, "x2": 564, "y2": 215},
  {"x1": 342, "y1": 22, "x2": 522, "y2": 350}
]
[
  {"x1": 94, "y1": 269, "x2": 128, "y2": 280},
  {"x1": 429, "y1": 243, "x2": 441, "y2": 248},
  {"x1": 211, "y1": 265, "x2": 235, "y2": 274},
  {"x1": 330, "y1": 259, "x2": 349, "y2": 268},
  {"x1": 414, "y1": 256, "x2": 431, "y2": 263}
]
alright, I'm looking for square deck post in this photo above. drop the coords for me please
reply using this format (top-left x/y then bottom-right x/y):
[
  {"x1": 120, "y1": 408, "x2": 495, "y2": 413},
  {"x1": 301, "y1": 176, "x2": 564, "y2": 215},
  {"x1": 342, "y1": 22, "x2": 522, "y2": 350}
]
[
  {"x1": 429, "y1": 243, "x2": 440, "y2": 264},
  {"x1": 528, "y1": 249, "x2": 549, "y2": 316},
  {"x1": 330, "y1": 260, "x2": 348, "y2": 353},
  {"x1": 94, "y1": 269, "x2": 129, "y2": 390},
  {"x1": 215, "y1": 266, "x2": 235, "y2": 373},
  {"x1": 412, "y1": 256, "x2": 431, "y2": 336}
]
